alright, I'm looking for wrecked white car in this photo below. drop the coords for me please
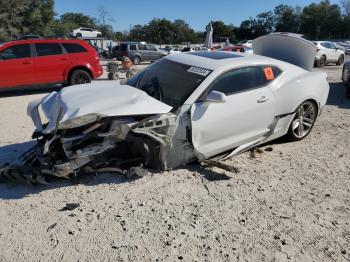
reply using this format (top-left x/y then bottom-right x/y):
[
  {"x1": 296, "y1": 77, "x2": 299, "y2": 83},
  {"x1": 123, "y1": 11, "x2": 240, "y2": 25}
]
[{"x1": 1, "y1": 33, "x2": 329, "y2": 182}]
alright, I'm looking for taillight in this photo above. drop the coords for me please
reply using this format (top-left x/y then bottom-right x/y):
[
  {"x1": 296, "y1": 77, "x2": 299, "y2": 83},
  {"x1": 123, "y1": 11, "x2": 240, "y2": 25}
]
[{"x1": 316, "y1": 48, "x2": 320, "y2": 52}]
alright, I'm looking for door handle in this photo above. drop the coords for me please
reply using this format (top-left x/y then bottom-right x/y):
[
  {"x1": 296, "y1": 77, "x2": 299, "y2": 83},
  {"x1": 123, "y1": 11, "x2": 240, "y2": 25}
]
[
  {"x1": 257, "y1": 96, "x2": 269, "y2": 103},
  {"x1": 22, "y1": 61, "x2": 32, "y2": 64}
]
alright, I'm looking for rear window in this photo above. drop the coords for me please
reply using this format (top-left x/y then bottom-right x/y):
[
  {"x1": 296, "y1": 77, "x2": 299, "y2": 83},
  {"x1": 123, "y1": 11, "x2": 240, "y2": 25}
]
[
  {"x1": 35, "y1": 43, "x2": 63, "y2": 56},
  {"x1": 130, "y1": 44, "x2": 137, "y2": 50},
  {"x1": 0, "y1": 44, "x2": 31, "y2": 60},
  {"x1": 62, "y1": 43, "x2": 87, "y2": 53}
]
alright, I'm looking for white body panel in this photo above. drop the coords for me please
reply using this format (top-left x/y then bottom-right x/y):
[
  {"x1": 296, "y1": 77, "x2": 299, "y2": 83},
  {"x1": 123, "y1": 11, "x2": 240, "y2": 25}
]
[{"x1": 191, "y1": 85, "x2": 276, "y2": 158}]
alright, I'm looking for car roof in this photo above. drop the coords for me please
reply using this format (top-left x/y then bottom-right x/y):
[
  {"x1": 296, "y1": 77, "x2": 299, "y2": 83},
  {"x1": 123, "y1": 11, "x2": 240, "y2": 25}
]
[
  {"x1": 166, "y1": 51, "x2": 290, "y2": 71},
  {"x1": 0, "y1": 38, "x2": 89, "y2": 47}
]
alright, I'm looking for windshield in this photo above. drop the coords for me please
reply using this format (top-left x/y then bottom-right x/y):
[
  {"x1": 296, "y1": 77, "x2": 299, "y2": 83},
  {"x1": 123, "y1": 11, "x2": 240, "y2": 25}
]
[{"x1": 126, "y1": 59, "x2": 211, "y2": 109}]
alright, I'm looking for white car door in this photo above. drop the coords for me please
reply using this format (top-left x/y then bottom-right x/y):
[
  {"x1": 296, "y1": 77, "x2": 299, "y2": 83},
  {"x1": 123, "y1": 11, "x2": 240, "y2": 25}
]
[
  {"x1": 326, "y1": 43, "x2": 337, "y2": 61},
  {"x1": 191, "y1": 66, "x2": 278, "y2": 159}
]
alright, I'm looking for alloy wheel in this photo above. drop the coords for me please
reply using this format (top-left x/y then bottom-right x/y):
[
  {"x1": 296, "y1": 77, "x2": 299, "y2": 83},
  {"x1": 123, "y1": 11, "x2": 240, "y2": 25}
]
[
  {"x1": 73, "y1": 73, "x2": 90, "y2": 84},
  {"x1": 291, "y1": 101, "x2": 317, "y2": 139}
]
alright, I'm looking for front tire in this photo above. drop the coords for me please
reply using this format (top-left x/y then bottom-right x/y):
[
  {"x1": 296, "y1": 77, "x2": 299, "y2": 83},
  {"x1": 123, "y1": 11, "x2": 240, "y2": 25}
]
[
  {"x1": 337, "y1": 55, "x2": 344, "y2": 66},
  {"x1": 69, "y1": 70, "x2": 91, "y2": 85},
  {"x1": 287, "y1": 100, "x2": 318, "y2": 141},
  {"x1": 317, "y1": 55, "x2": 326, "y2": 67}
]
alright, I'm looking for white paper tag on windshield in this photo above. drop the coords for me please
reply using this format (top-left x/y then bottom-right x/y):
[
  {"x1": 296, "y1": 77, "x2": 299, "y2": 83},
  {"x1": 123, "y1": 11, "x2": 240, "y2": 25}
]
[{"x1": 187, "y1": 66, "x2": 211, "y2": 76}]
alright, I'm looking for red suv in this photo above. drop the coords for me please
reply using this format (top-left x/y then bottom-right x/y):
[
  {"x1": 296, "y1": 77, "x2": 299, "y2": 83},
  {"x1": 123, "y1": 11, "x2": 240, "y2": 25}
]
[{"x1": 0, "y1": 39, "x2": 103, "y2": 90}]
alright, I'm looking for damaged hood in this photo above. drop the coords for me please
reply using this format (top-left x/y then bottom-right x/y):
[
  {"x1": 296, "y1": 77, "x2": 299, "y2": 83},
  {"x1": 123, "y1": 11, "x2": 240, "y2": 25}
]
[
  {"x1": 28, "y1": 81, "x2": 172, "y2": 133},
  {"x1": 253, "y1": 33, "x2": 317, "y2": 71}
]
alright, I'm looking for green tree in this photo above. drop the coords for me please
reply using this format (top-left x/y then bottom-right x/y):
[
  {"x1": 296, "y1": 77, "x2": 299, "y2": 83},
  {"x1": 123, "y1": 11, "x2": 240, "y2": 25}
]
[
  {"x1": 0, "y1": 0, "x2": 26, "y2": 40},
  {"x1": 301, "y1": 0, "x2": 343, "y2": 39},
  {"x1": 60, "y1": 12, "x2": 96, "y2": 28},
  {"x1": 22, "y1": 0, "x2": 55, "y2": 36},
  {"x1": 274, "y1": 5, "x2": 302, "y2": 33},
  {"x1": 211, "y1": 21, "x2": 236, "y2": 42},
  {"x1": 236, "y1": 19, "x2": 255, "y2": 40}
]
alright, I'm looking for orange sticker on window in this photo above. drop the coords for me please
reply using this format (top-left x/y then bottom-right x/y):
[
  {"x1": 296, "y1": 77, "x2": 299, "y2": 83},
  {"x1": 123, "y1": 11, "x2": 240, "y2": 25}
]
[{"x1": 264, "y1": 67, "x2": 275, "y2": 80}]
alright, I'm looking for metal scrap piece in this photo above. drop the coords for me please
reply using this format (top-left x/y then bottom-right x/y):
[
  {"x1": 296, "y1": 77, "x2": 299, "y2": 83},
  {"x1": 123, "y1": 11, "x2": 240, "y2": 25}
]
[
  {"x1": 203, "y1": 160, "x2": 239, "y2": 173},
  {"x1": 0, "y1": 164, "x2": 48, "y2": 185}
]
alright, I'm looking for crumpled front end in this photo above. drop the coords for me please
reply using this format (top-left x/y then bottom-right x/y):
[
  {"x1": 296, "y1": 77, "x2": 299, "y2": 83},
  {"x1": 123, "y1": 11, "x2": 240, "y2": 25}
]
[{"x1": 24, "y1": 107, "x2": 179, "y2": 180}]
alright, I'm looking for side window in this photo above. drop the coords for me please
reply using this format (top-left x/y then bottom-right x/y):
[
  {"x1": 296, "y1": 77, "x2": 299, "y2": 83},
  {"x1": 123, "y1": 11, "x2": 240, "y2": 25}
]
[
  {"x1": 328, "y1": 43, "x2": 336, "y2": 49},
  {"x1": 146, "y1": 45, "x2": 156, "y2": 51},
  {"x1": 0, "y1": 44, "x2": 31, "y2": 60},
  {"x1": 35, "y1": 43, "x2": 63, "y2": 56},
  {"x1": 130, "y1": 44, "x2": 137, "y2": 50},
  {"x1": 209, "y1": 66, "x2": 268, "y2": 95},
  {"x1": 271, "y1": 66, "x2": 282, "y2": 79},
  {"x1": 321, "y1": 43, "x2": 328, "y2": 48},
  {"x1": 62, "y1": 43, "x2": 87, "y2": 53},
  {"x1": 139, "y1": 44, "x2": 146, "y2": 50}
]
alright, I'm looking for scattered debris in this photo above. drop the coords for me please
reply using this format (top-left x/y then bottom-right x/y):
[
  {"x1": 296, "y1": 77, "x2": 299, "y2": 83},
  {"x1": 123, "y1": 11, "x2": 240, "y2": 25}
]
[
  {"x1": 265, "y1": 147, "x2": 274, "y2": 152},
  {"x1": 59, "y1": 203, "x2": 80, "y2": 211},
  {"x1": 47, "y1": 223, "x2": 57, "y2": 232},
  {"x1": 249, "y1": 149, "x2": 257, "y2": 158},
  {"x1": 203, "y1": 160, "x2": 239, "y2": 173}
]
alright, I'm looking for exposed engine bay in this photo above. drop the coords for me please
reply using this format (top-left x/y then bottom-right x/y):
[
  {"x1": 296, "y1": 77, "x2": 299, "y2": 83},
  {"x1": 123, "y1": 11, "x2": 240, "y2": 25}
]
[{"x1": 1, "y1": 111, "x2": 200, "y2": 183}]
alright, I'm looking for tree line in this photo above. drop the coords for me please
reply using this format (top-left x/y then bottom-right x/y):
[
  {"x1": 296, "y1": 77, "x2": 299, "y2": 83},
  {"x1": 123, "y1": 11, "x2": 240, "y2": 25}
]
[{"x1": 1, "y1": 0, "x2": 350, "y2": 43}]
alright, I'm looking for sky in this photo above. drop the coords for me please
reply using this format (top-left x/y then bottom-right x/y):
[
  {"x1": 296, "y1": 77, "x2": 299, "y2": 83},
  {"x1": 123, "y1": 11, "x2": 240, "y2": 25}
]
[{"x1": 55, "y1": 0, "x2": 341, "y2": 32}]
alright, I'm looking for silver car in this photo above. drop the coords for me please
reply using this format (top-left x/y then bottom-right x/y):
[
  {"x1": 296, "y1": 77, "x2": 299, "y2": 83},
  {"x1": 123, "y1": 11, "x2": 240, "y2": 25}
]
[{"x1": 113, "y1": 42, "x2": 168, "y2": 64}]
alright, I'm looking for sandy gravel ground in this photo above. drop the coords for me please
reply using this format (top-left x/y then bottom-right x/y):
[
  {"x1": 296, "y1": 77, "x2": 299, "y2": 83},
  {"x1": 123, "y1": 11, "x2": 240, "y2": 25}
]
[{"x1": 0, "y1": 63, "x2": 349, "y2": 262}]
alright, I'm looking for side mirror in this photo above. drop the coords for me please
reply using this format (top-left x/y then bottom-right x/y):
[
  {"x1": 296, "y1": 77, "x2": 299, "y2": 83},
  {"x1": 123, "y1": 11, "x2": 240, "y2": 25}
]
[{"x1": 204, "y1": 91, "x2": 227, "y2": 103}]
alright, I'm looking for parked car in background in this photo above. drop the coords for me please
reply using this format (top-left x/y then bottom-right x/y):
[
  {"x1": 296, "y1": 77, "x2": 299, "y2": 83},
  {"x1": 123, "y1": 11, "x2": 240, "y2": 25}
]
[
  {"x1": 0, "y1": 39, "x2": 103, "y2": 90},
  {"x1": 181, "y1": 46, "x2": 196, "y2": 52},
  {"x1": 218, "y1": 45, "x2": 253, "y2": 54},
  {"x1": 113, "y1": 42, "x2": 168, "y2": 64},
  {"x1": 71, "y1": 28, "x2": 102, "y2": 38},
  {"x1": 341, "y1": 61, "x2": 350, "y2": 98},
  {"x1": 94, "y1": 46, "x2": 113, "y2": 59},
  {"x1": 182, "y1": 46, "x2": 210, "y2": 52},
  {"x1": 239, "y1": 40, "x2": 253, "y2": 48},
  {"x1": 314, "y1": 41, "x2": 345, "y2": 67},
  {"x1": 336, "y1": 41, "x2": 350, "y2": 55},
  {"x1": 168, "y1": 47, "x2": 182, "y2": 55}
]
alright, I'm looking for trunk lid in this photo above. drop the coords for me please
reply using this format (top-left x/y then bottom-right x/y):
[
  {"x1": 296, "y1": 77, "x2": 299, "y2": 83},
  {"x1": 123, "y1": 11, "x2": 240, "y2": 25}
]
[{"x1": 253, "y1": 33, "x2": 317, "y2": 71}]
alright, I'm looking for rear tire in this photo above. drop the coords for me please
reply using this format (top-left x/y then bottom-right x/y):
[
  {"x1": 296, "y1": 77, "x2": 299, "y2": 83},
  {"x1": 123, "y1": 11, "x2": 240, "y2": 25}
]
[
  {"x1": 337, "y1": 55, "x2": 344, "y2": 66},
  {"x1": 286, "y1": 100, "x2": 318, "y2": 141},
  {"x1": 97, "y1": 33, "x2": 102, "y2": 38},
  {"x1": 69, "y1": 70, "x2": 91, "y2": 86},
  {"x1": 132, "y1": 56, "x2": 141, "y2": 65}
]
